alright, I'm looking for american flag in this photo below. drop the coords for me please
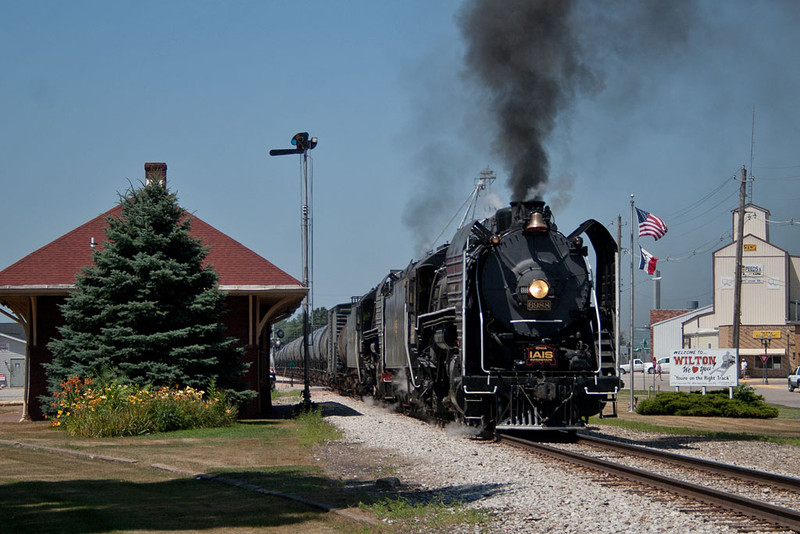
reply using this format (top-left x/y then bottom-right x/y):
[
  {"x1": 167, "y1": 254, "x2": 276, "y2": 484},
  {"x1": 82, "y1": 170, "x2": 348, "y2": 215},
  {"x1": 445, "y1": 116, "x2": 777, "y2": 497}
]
[
  {"x1": 636, "y1": 208, "x2": 668, "y2": 240},
  {"x1": 639, "y1": 247, "x2": 658, "y2": 275}
]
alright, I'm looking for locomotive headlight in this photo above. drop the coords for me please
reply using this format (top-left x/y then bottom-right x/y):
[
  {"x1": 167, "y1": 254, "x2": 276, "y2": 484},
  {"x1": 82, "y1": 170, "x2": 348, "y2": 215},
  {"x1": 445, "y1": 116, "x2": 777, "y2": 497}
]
[{"x1": 528, "y1": 279, "x2": 550, "y2": 299}]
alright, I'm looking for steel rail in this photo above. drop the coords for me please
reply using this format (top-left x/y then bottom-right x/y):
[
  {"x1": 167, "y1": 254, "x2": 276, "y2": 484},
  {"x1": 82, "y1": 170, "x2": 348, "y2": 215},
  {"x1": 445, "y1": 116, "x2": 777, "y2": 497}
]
[
  {"x1": 577, "y1": 434, "x2": 800, "y2": 493},
  {"x1": 499, "y1": 434, "x2": 800, "y2": 532}
]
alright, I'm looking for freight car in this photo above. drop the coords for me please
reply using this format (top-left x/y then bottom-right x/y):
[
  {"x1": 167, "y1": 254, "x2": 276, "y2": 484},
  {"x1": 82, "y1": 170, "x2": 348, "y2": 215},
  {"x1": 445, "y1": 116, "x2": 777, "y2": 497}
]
[{"x1": 275, "y1": 200, "x2": 619, "y2": 431}]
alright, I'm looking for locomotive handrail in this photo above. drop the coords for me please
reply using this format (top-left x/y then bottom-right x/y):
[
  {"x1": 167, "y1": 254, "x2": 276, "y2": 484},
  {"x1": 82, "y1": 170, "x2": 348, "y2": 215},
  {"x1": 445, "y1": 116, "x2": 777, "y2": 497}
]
[
  {"x1": 584, "y1": 387, "x2": 619, "y2": 396},
  {"x1": 472, "y1": 251, "x2": 491, "y2": 375},
  {"x1": 462, "y1": 251, "x2": 470, "y2": 377},
  {"x1": 463, "y1": 385, "x2": 498, "y2": 394},
  {"x1": 584, "y1": 253, "x2": 604, "y2": 375},
  {"x1": 404, "y1": 301, "x2": 420, "y2": 389}
]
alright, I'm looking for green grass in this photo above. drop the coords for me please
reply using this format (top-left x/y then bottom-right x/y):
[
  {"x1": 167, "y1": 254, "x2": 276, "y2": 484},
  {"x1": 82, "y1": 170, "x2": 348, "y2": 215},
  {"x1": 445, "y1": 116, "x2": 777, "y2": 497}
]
[
  {"x1": 0, "y1": 467, "x2": 330, "y2": 533},
  {"x1": 588, "y1": 408, "x2": 800, "y2": 446},
  {"x1": 0, "y1": 403, "x2": 373, "y2": 533},
  {"x1": 294, "y1": 408, "x2": 344, "y2": 447},
  {"x1": 272, "y1": 388, "x2": 302, "y2": 401},
  {"x1": 212, "y1": 465, "x2": 345, "y2": 500},
  {"x1": 777, "y1": 404, "x2": 800, "y2": 419},
  {"x1": 358, "y1": 496, "x2": 490, "y2": 533},
  {"x1": 150, "y1": 419, "x2": 287, "y2": 440},
  {"x1": 0, "y1": 437, "x2": 342, "y2": 534}
]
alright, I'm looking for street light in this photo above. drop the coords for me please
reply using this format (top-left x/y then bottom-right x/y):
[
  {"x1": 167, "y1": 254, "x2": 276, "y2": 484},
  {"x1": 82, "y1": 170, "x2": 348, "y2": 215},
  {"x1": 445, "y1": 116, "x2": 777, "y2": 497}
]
[{"x1": 270, "y1": 132, "x2": 317, "y2": 410}]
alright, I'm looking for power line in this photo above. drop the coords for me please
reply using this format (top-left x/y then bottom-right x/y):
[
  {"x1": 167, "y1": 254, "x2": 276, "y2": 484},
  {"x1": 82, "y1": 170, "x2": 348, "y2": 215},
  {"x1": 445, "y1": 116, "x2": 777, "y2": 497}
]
[
  {"x1": 660, "y1": 232, "x2": 732, "y2": 262},
  {"x1": 664, "y1": 171, "x2": 738, "y2": 221}
]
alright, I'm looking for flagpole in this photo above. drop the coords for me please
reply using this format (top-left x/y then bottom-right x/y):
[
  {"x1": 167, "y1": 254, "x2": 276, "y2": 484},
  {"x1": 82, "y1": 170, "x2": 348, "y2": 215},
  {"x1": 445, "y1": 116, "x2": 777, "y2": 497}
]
[
  {"x1": 616, "y1": 214, "x2": 622, "y2": 381},
  {"x1": 629, "y1": 195, "x2": 636, "y2": 412}
]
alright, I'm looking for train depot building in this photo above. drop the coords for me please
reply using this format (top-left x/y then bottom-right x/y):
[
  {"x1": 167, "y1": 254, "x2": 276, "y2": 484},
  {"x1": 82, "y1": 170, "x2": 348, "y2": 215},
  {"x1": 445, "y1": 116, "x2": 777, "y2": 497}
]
[
  {"x1": 0, "y1": 163, "x2": 305, "y2": 420},
  {"x1": 651, "y1": 204, "x2": 800, "y2": 379}
]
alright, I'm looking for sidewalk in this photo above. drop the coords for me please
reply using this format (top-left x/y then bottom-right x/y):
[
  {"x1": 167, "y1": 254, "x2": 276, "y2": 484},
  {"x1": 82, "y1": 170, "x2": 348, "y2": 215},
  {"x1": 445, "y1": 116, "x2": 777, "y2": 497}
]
[
  {"x1": 0, "y1": 387, "x2": 23, "y2": 423},
  {"x1": 0, "y1": 386, "x2": 23, "y2": 403}
]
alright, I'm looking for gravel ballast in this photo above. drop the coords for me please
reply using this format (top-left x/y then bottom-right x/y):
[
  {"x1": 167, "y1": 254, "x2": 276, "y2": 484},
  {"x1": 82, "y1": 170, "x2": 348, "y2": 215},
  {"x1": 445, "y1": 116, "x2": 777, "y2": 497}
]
[{"x1": 304, "y1": 389, "x2": 798, "y2": 534}]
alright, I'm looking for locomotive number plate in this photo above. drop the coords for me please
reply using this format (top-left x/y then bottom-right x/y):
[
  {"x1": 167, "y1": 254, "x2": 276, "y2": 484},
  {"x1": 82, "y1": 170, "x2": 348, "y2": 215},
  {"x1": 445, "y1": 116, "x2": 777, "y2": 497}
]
[
  {"x1": 527, "y1": 300, "x2": 551, "y2": 311},
  {"x1": 526, "y1": 345, "x2": 557, "y2": 366}
]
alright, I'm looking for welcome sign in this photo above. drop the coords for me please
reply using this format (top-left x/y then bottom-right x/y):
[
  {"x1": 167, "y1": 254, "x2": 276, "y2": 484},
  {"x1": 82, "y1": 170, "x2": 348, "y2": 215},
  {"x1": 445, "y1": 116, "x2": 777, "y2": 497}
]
[{"x1": 670, "y1": 349, "x2": 738, "y2": 387}]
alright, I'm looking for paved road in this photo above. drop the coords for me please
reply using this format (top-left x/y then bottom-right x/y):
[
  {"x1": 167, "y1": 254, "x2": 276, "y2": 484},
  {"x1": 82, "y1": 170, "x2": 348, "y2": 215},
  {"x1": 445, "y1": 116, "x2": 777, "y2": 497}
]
[{"x1": 745, "y1": 378, "x2": 800, "y2": 408}]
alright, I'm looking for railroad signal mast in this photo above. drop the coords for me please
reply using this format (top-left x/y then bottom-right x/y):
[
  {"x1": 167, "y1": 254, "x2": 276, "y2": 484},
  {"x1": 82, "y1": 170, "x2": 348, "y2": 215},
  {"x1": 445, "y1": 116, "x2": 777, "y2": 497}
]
[{"x1": 270, "y1": 132, "x2": 318, "y2": 410}]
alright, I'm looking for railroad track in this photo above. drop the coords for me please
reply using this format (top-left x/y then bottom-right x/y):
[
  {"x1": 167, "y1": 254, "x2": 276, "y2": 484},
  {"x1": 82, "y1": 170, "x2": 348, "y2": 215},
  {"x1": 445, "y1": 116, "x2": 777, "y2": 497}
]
[{"x1": 498, "y1": 432, "x2": 800, "y2": 532}]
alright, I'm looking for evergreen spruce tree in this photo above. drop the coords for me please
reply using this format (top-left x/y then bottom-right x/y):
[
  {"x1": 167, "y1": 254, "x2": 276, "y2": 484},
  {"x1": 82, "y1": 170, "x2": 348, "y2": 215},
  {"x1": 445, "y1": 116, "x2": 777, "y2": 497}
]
[{"x1": 45, "y1": 182, "x2": 247, "y2": 405}]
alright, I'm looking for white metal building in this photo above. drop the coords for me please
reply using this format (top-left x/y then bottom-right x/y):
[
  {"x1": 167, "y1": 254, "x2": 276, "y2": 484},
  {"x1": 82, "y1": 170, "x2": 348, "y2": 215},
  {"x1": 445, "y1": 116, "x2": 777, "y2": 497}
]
[
  {"x1": 651, "y1": 305, "x2": 713, "y2": 359},
  {"x1": 678, "y1": 204, "x2": 799, "y2": 377},
  {"x1": 0, "y1": 323, "x2": 26, "y2": 388}
]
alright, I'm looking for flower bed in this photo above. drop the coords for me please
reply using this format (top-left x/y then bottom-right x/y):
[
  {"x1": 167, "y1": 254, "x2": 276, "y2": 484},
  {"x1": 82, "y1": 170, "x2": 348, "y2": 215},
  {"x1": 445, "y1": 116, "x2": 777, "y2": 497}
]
[{"x1": 50, "y1": 377, "x2": 238, "y2": 437}]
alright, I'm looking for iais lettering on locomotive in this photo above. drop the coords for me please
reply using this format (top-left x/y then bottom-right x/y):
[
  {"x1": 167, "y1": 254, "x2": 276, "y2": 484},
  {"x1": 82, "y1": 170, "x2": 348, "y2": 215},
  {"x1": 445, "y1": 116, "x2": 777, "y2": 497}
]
[{"x1": 275, "y1": 200, "x2": 620, "y2": 431}]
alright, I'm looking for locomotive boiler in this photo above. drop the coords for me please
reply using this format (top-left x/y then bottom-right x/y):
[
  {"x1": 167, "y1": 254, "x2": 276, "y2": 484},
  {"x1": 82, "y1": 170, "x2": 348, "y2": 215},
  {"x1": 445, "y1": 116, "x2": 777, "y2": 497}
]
[{"x1": 275, "y1": 200, "x2": 620, "y2": 431}]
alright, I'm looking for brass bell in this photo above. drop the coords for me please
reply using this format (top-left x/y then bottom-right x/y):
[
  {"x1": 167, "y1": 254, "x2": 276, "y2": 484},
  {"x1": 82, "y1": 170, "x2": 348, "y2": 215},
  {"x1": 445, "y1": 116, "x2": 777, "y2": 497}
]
[{"x1": 525, "y1": 211, "x2": 548, "y2": 232}]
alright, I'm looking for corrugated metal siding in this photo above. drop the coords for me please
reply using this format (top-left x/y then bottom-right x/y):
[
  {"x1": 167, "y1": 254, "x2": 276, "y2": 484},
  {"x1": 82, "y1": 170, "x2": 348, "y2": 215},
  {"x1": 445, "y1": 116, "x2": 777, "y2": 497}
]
[
  {"x1": 714, "y1": 239, "x2": 787, "y2": 326},
  {"x1": 715, "y1": 254, "x2": 736, "y2": 323},
  {"x1": 344, "y1": 312, "x2": 360, "y2": 369},
  {"x1": 383, "y1": 286, "x2": 407, "y2": 368},
  {"x1": 653, "y1": 318, "x2": 685, "y2": 359},
  {"x1": 741, "y1": 253, "x2": 786, "y2": 325},
  {"x1": 790, "y1": 257, "x2": 800, "y2": 305}
]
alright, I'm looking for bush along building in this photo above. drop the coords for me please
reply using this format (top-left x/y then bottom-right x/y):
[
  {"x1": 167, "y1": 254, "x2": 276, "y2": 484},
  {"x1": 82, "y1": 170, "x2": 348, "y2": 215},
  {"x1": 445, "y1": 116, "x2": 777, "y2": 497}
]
[
  {"x1": 0, "y1": 163, "x2": 305, "y2": 420},
  {"x1": 654, "y1": 204, "x2": 799, "y2": 379}
]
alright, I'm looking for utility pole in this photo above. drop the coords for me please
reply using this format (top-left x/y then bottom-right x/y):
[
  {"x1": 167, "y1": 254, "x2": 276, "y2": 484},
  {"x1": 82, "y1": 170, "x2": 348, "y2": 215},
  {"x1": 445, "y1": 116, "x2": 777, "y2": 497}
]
[
  {"x1": 270, "y1": 132, "x2": 318, "y2": 410},
  {"x1": 731, "y1": 167, "x2": 747, "y2": 366}
]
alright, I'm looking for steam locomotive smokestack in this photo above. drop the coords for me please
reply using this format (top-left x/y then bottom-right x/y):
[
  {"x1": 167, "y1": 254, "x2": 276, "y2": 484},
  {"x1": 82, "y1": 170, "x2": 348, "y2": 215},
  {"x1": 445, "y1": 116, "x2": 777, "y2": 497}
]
[{"x1": 459, "y1": 0, "x2": 600, "y2": 201}]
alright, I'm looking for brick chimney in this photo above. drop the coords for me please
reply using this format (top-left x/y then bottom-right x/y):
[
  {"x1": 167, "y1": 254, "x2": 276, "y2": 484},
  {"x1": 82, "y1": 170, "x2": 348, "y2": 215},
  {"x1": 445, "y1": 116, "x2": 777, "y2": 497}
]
[{"x1": 144, "y1": 162, "x2": 167, "y2": 187}]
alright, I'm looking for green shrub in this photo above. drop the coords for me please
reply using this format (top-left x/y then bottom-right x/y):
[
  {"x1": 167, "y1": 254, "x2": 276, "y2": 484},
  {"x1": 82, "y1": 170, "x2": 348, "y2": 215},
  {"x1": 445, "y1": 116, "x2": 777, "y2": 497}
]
[
  {"x1": 636, "y1": 386, "x2": 778, "y2": 419},
  {"x1": 49, "y1": 376, "x2": 238, "y2": 437}
]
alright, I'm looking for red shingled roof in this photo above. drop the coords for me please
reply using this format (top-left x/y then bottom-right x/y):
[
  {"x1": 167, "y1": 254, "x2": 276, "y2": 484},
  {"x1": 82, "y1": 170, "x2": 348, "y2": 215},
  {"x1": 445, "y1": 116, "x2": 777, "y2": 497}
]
[{"x1": 0, "y1": 205, "x2": 301, "y2": 290}]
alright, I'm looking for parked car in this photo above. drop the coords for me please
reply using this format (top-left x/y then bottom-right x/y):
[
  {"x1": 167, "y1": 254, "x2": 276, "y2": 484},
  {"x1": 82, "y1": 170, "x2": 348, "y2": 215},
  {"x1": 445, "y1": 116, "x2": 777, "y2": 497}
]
[
  {"x1": 646, "y1": 357, "x2": 670, "y2": 374},
  {"x1": 620, "y1": 358, "x2": 645, "y2": 374},
  {"x1": 789, "y1": 366, "x2": 800, "y2": 392}
]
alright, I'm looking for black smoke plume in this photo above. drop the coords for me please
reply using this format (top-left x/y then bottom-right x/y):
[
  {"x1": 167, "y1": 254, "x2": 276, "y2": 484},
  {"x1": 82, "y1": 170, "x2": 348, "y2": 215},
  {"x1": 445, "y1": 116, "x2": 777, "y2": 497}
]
[{"x1": 459, "y1": 0, "x2": 601, "y2": 201}]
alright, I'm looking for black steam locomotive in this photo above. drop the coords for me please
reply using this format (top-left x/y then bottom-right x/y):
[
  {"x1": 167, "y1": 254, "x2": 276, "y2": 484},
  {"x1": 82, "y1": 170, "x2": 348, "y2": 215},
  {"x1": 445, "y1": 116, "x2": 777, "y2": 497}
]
[{"x1": 275, "y1": 200, "x2": 619, "y2": 431}]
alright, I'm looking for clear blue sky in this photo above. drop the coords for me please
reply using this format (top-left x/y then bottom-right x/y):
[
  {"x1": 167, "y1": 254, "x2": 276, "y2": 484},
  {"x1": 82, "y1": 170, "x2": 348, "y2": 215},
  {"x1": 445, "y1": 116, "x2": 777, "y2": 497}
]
[{"x1": 3, "y1": 1, "x2": 800, "y2": 335}]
